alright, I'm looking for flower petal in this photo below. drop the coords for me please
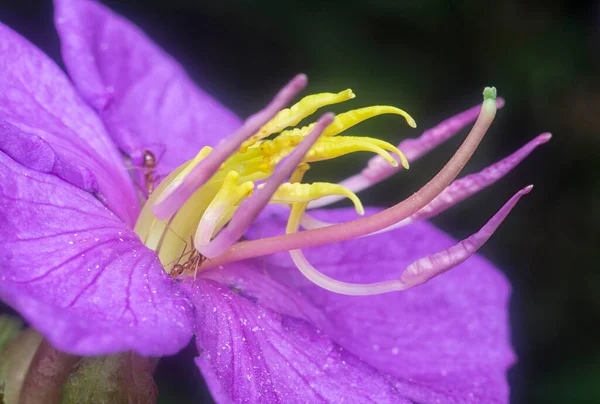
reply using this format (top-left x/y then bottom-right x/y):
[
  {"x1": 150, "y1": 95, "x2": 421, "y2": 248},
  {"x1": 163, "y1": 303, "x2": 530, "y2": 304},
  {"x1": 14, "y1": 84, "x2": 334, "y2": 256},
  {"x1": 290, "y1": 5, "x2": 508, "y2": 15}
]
[
  {"x1": 0, "y1": 23, "x2": 138, "y2": 226},
  {"x1": 54, "y1": 0, "x2": 241, "y2": 178},
  {"x1": 235, "y1": 206, "x2": 515, "y2": 402},
  {"x1": 183, "y1": 278, "x2": 414, "y2": 404},
  {"x1": 0, "y1": 152, "x2": 193, "y2": 356}
]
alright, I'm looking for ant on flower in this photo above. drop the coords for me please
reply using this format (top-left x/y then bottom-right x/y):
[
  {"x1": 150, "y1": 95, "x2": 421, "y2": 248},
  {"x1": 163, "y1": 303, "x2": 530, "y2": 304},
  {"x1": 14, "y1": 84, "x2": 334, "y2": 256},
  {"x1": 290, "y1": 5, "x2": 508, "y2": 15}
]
[
  {"x1": 123, "y1": 147, "x2": 165, "y2": 202},
  {"x1": 141, "y1": 150, "x2": 159, "y2": 195},
  {"x1": 166, "y1": 236, "x2": 207, "y2": 279}
]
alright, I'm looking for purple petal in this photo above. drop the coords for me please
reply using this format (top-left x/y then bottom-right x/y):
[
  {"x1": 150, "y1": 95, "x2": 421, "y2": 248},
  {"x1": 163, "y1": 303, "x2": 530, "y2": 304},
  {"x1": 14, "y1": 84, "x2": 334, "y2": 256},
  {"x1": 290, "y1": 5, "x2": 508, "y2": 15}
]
[
  {"x1": 54, "y1": 0, "x2": 241, "y2": 179},
  {"x1": 0, "y1": 152, "x2": 193, "y2": 356},
  {"x1": 183, "y1": 278, "x2": 415, "y2": 404},
  {"x1": 232, "y1": 207, "x2": 515, "y2": 402},
  {"x1": 0, "y1": 23, "x2": 138, "y2": 226},
  {"x1": 200, "y1": 261, "x2": 329, "y2": 327}
]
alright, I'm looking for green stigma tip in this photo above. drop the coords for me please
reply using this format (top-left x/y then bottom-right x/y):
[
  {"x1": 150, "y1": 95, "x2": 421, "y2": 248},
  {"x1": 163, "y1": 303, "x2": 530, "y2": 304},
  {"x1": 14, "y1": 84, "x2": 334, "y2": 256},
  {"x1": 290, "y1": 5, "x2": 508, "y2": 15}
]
[{"x1": 483, "y1": 87, "x2": 497, "y2": 101}]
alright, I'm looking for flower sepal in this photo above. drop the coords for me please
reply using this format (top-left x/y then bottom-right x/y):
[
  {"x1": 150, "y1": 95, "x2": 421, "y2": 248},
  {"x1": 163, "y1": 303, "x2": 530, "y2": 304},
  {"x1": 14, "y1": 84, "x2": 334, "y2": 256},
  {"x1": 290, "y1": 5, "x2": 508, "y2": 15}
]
[
  {"x1": 0, "y1": 326, "x2": 42, "y2": 404},
  {"x1": 61, "y1": 353, "x2": 157, "y2": 404}
]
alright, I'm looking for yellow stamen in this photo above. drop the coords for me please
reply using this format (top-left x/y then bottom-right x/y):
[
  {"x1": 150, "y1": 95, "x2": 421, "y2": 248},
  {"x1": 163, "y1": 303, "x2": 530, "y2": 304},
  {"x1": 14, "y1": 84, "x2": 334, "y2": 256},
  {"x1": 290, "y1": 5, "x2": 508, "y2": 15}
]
[
  {"x1": 290, "y1": 163, "x2": 310, "y2": 183},
  {"x1": 267, "y1": 136, "x2": 406, "y2": 168},
  {"x1": 263, "y1": 182, "x2": 364, "y2": 215},
  {"x1": 195, "y1": 171, "x2": 254, "y2": 247},
  {"x1": 275, "y1": 105, "x2": 416, "y2": 141},
  {"x1": 323, "y1": 105, "x2": 417, "y2": 135},
  {"x1": 305, "y1": 136, "x2": 407, "y2": 168}
]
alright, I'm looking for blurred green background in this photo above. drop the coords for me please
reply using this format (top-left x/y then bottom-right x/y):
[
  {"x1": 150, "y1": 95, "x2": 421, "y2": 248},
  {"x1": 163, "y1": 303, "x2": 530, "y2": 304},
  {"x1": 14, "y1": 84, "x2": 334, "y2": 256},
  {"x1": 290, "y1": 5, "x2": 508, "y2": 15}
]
[{"x1": 3, "y1": 0, "x2": 600, "y2": 402}]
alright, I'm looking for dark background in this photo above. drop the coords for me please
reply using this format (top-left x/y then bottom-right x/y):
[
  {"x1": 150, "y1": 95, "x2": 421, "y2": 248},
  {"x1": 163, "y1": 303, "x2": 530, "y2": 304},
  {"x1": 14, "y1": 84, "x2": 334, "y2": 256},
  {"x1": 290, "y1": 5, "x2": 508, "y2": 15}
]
[{"x1": 2, "y1": 0, "x2": 599, "y2": 403}]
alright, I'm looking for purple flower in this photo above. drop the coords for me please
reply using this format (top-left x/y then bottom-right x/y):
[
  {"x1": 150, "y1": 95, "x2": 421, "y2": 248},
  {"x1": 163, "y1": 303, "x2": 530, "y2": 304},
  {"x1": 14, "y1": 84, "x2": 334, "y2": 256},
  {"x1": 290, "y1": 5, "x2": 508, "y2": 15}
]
[{"x1": 0, "y1": 0, "x2": 549, "y2": 402}]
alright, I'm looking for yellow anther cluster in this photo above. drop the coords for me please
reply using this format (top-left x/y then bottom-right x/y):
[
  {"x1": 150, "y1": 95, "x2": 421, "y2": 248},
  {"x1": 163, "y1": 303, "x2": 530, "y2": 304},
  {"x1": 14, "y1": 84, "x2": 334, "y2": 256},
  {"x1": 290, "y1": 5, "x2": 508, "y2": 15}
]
[
  {"x1": 134, "y1": 88, "x2": 415, "y2": 275},
  {"x1": 240, "y1": 89, "x2": 356, "y2": 152},
  {"x1": 236, "y1": 106, "x2": 413, "y2": 171}
]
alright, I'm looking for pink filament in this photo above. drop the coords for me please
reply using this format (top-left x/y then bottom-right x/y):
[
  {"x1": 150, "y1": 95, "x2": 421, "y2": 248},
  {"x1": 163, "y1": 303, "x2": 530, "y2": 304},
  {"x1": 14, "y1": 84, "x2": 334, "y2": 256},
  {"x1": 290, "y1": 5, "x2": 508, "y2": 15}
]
[
  {"x1": 302, "y1": 132, "x2": 551, "y2": 232},
  {"x1": 403, "y1": 133, "x2": 550, "y2": 224},
  {"x1": 198, "y1": 113, "x2": 335, "y2": 258},
  {"x1": 287, "y1": 185, "x2": 531, "y2": 295},
  {"x1": 152, "y1": 74, "x2": 308, "y2": 220},
  {"x1": 308, "y1": 98, "x2": 505, "y2": 209},
  {"x1": 400, "y1": 185, "x2": 532, "y2": 287},
  {"x1": 204, "y1": 96, "x2": 498, "y2": 268}
]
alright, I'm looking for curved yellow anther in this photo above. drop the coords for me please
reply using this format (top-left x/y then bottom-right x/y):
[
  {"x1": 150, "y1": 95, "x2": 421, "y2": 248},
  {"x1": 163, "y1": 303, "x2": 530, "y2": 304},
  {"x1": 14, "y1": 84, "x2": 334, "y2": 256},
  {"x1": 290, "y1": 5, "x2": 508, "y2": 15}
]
[
  {"x1": 276, "y1": 105, "x2": 416, "y2": 141},
  {"x1": 361, "y1": 137, "x2": 409, "y2": 169},
  {"x1": 265, "y1": 182, "x2": 364, "y2": 215},
  {"x1": 240, "y1": 89, "x2": 356, "y2": 151},
  {"x1": 323, "y1": 105, "x2": 417, "y2": 135},
  {"x1": 288, "y1": 136, "x2": 403, "y2": 167},
  {"x1": 195, "y1": 170, "x2": 254, "y2": 247}
]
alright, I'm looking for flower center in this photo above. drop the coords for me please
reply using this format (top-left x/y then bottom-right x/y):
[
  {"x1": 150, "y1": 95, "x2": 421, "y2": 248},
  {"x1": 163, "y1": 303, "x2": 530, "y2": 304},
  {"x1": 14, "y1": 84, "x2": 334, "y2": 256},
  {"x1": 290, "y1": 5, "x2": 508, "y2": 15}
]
[
  {"x1": 134, "y1": 88, "x2": 415, "y2": 277},
  {"x1": 130, "y1": 80, "x2": 532, "y2": 297}
]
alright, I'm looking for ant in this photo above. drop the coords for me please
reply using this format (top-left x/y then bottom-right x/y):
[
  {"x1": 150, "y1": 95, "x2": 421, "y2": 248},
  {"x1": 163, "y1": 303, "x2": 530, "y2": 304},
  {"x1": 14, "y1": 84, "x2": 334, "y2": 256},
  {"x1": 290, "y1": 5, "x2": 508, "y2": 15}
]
[
  {"x1": 141, "y1": 150, "x2": 159, "y2": 196},
  {"x1": 122, "y1": 148, "x2": 164, "y2": 202},
  {"x1": 167, "y1": 236, "x2": 207, "y2": 279}
]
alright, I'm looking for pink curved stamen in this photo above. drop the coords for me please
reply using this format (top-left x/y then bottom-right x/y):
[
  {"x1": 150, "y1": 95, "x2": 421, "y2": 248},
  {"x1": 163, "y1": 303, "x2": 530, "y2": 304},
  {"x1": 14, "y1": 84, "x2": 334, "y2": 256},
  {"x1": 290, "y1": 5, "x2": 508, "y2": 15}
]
[
  {"x1": 198, "y1": 113, "x2": 335, "y2": 258},
  {"x1": 401, "y1": 133, "x2": 549, "y2": 224},
  {"x1": 204, "y1": 92, "x2": 498, "y2": 268},
  {"x1": 308, "y1": 98, "x2": 505, "y2": 209},
  {"x1": 302, "y1": 132, "x2": 551, "y2": 232},
  {"x1": 152, "y1": 74, "x2": 308, "y2": 220},
  {"x1": 287, "y1": 185, "x2": 531, "y2": 295},
  {"x1": 399, "y1": 185, "x2": 532, "y2": 288}
]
